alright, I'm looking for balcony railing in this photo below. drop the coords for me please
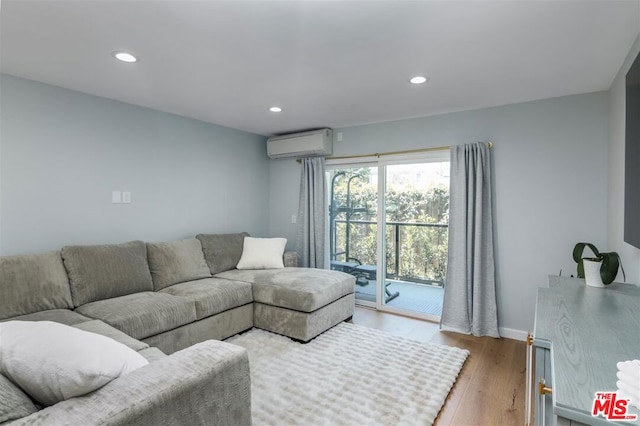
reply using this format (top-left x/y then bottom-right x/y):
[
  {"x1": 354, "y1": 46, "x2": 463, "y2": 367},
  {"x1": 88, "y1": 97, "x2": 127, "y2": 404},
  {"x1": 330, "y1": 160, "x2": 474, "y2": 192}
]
[{"x1": 331, "y1": 219, "x2": 448, "y2": 287}]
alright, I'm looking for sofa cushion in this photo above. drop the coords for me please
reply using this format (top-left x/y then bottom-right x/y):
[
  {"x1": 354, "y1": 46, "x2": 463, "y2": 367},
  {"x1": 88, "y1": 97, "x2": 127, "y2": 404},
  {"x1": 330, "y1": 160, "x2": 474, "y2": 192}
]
[
  {"x1": 0, "y1": 251, "x2": 73, "y2": 320},
  {"x1": 62, "y1": 241, "x2": 154, "y2": 306},
  {"x1": 4, "y1": 309, "x2": 91, "y2": 326},
  {"x1": 236, "y1": 237, "x2": 287, "y2": 270},
  {"x1": 0, "y1": 321, "x2": 148, "y2": 407},
  {"x1": 196, "y1": 232, "x2": 249, "y2": 275},
  {"x1": 0, "y1": 373, "x2": 38, "y2": 424},
  {"x1": 283, "y1": 251, "x2": 299, "y2": 267},
  {"x1": 75, "y1": 292, "x2": 197, "y2": 340},
  {"x1": 147, "y1": 238, "x2": 211, "y2": 291},
  {"x1": 73, "y1": 320, "x2": 149, "y2": 352},
  {"x1": 138, "y1": 347, "x2": 167, "y2": 363},
  {"x1": 215, "y1": 268, "x2": 355, "y2": 312},
  {"x1": 159, "y1": 278, "x2": 253, "y2": 320}
]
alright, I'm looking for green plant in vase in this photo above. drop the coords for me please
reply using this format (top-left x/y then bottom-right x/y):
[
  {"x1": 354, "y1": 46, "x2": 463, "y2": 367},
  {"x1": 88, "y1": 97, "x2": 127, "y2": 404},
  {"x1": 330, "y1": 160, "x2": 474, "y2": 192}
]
[{"x1": 572, "y1": 242, "x2": 626, "y2": 287}]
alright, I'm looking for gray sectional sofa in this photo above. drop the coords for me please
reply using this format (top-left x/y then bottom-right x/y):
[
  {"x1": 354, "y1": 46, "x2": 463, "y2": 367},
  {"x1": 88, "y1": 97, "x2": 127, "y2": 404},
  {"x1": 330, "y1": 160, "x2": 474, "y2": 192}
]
[{"x1": 0, "y1": 233, "x2": 355, "y2": 425}]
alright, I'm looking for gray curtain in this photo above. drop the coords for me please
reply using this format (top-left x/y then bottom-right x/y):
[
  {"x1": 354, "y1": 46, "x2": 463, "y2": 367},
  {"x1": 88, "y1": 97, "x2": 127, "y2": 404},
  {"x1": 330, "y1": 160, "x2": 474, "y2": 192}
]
[
  {"x1": 296, "y1": 157, "x2": 327, "y2": 268},
  {"x1": 440, "y1": 142, "x2": 499, "y2": 337}
]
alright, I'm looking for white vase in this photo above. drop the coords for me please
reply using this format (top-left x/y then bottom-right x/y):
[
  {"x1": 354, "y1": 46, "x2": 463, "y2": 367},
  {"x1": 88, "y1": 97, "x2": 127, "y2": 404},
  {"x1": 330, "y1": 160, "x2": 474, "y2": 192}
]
[{"x1": 583, "y1": 259, "x2": 605, "y2": 287}]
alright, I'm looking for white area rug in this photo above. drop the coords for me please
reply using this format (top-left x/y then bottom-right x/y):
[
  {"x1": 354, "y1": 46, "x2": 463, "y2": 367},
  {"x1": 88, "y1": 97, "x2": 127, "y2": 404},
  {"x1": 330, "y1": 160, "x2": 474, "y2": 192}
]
[{"x1": 228, "y1": 322, "x2": 469, "y2": 426}]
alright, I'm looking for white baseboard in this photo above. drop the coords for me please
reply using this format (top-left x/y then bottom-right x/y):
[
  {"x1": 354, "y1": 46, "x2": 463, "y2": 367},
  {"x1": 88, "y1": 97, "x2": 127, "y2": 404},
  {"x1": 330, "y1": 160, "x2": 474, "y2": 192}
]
[{"x1": 499, "y1": 327, "x2": 528, "y2": 341}]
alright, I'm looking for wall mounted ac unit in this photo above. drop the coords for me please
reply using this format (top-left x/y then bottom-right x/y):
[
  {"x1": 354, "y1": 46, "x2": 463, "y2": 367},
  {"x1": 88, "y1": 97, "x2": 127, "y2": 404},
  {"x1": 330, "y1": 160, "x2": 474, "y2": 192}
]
[{"x1": 267, "y1": 128, "x2": 333, "y2": 159}]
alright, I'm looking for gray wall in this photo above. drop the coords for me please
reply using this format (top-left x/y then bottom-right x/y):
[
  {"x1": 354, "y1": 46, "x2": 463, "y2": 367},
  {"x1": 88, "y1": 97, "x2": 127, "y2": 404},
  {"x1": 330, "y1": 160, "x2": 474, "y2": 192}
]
[
  {"x1": 608, "y1": 34, "x2": 640, "y2": 285},
  {"x1": 269, "y1": 92, "x2": 610, "y2": 334},
  {"x1": 0, "y1": 72, "x2": 621, "y2": 335},
  {"x1": 0, "y1": 74, "x2": 270, "y2": 255}
]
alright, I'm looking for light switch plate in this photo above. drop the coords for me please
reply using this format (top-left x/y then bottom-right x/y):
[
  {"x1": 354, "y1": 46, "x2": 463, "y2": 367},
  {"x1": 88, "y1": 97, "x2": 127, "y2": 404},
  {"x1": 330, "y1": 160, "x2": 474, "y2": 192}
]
[
  {"x1": 122, "y1": 191, "x2": 132, "y2": 204},
  {"x1": 112, "y1": 190, "x2": 121, "y2": 203}
]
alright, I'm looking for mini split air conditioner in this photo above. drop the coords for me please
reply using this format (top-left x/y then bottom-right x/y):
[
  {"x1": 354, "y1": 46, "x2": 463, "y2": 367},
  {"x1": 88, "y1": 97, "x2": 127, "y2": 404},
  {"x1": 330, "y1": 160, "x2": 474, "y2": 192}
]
[{"x1": 267, "y1": 128, "x2": 333, "y2": 159}]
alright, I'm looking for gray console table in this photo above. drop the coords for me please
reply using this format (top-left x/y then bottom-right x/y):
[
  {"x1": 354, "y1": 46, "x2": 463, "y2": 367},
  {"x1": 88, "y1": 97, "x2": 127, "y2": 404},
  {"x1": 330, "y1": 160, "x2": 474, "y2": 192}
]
[{"x1": 530, "y1": 276, "x2": 640, "y2": 426}]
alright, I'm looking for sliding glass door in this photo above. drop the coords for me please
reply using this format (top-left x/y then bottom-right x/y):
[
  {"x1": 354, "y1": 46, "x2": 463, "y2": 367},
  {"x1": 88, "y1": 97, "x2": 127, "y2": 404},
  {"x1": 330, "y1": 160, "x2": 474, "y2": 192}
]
[
  {"x1": 327, "y1": 165, "x2": 378, "y2": 307},
  {"x1": 379, "y1": 158, "x2": 449, "y2": 320},
  {"x1": 328, "y1": 152, "x2": 450, "y2": 320}
]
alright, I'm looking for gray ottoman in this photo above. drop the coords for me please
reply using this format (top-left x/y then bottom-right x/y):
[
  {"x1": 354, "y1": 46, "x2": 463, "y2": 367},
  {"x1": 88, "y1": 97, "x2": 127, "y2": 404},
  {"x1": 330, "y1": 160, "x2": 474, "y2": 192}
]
[{"x1": 215, "y1": 268, "x2": 355, "y2": 341}]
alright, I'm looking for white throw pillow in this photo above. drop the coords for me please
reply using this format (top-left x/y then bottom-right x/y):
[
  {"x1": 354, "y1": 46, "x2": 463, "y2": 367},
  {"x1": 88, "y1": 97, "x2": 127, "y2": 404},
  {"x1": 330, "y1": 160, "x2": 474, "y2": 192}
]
[
  {"x1": 236, "y1": 237, "x2": 287, "y2": 269},
  {"x1": 0, "y1": 321, "x2": 148, "y2": 406}
]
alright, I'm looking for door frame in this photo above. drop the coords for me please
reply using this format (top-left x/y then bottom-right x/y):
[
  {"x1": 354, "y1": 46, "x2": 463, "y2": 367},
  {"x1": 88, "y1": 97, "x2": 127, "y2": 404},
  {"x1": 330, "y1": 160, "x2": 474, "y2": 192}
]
[{"x1": 327, "y1": 150, "x2": 450, "y2": 321}]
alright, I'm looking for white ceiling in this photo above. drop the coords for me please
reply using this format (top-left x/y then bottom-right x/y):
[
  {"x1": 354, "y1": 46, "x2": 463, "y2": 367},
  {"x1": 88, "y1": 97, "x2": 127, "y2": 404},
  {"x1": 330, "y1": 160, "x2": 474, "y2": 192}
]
[{"x1": 2, "y1": 0, "x2": 639, "y2": 136}]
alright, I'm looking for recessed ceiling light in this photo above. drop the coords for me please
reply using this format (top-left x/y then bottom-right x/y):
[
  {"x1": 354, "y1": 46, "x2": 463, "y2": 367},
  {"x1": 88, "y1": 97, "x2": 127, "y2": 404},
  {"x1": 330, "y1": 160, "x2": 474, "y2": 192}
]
[
  {"x1": 112, "y1": 52, "x2": 138, "y2": 63},
  {"x1": 269, "y1": 107, "x2": 283, "y2": 113},
  {"x1": 409, "y1": 76, "x2": 428, "y2": 84}
]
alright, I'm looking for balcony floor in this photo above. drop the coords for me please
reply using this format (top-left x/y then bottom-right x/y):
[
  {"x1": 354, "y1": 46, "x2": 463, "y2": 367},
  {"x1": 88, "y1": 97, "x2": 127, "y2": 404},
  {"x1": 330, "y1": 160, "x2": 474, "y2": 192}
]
[{"x1": 354, "y1": 279, "x2": 444, "y2": 317}]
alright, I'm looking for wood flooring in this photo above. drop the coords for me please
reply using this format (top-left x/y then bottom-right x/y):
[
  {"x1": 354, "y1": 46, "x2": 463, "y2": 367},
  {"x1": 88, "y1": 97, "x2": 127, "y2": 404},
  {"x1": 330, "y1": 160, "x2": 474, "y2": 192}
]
[{"x1": 352, "y1": 306, "x2": 527, "y2": 426}]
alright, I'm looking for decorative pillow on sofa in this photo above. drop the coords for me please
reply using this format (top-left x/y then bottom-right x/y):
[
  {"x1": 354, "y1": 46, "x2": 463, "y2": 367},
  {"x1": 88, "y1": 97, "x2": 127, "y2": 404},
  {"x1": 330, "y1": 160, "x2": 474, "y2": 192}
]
[
  {"x1": 0, "y1": 321, "x2": 148, "y2": 406},
  {"x1": 236, "y1": 237, "x2": 287, "y2": 270},
  {"x1": 146, "y1": 238, "x2": 212, "y2": 291}
]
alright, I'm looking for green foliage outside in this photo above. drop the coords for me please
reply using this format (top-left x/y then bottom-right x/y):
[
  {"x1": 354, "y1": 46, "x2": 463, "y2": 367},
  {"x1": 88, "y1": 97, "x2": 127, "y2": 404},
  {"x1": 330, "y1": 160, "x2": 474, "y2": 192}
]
[{"x1": 330, "y1": 167, "x2": 449, "y2": 285}]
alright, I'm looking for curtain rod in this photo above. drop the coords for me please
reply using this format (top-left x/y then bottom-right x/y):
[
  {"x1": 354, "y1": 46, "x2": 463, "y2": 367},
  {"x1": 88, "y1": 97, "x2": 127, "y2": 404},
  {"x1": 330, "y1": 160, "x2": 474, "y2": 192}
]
[{"x1": 296, "y1": 141, "x2": 493, "y2": 163}]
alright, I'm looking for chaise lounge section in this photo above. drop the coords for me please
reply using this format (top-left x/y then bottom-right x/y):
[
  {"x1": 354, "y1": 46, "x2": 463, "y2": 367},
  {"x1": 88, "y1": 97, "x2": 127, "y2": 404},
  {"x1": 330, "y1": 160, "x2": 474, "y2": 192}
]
[
  {"x1": 217, "y1": 268, "x2": 355, "y2": 342},
  {"x1": 198, "y1": 233, "x2": 355, "y2": 342}
]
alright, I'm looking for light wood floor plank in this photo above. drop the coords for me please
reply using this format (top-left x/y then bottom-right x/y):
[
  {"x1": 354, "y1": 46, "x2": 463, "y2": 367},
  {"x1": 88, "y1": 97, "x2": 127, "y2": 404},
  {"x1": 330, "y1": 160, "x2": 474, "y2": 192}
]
[{"x1": 498, "y1": 340, "x2": 527, "y2": 425}]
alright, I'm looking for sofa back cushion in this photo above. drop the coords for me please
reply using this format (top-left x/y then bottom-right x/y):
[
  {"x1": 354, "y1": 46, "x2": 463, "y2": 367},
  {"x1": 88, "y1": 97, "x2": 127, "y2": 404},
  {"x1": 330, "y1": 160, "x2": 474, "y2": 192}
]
[
  {"x1": 62, "y1": 241, "x2": 154, "y2": 306},
  {"x1": 147, "y1": 238, "x2": 211, "y2": 291},
  {"x1": 196, "y1": 232, "x2": 249, "y2": 275},
  {"x1": 0, "y1": 251, "x2": 74, "y2": 320},
  {"x1": 0, "y1": 373, "x2": 38, "y2": 423}
]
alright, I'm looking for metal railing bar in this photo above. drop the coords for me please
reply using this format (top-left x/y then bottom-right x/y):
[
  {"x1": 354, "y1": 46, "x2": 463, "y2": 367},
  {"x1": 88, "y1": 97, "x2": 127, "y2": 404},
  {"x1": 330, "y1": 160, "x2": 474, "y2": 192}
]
[{"x1": 334, "y1": 219, "x2": 448, "y2": 228}]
